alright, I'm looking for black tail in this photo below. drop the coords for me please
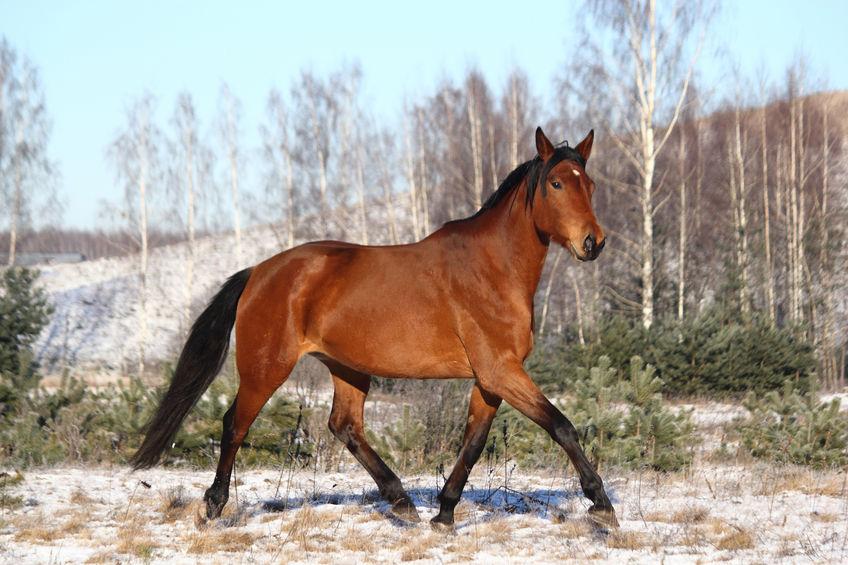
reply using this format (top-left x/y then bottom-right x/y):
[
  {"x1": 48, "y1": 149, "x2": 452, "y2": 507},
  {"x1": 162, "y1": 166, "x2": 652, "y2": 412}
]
[{"x1": 130, "y1": 268, "x2": 253, "y2": 470}]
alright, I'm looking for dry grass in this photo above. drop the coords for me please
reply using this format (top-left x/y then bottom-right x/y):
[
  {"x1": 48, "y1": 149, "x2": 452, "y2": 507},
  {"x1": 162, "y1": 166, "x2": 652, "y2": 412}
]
[
  {"x1": 606, "y1": 530, "x2": 649, "y2": 550},
  {"x1": 69, "y1": 488, "x2": 94, "y2": 505},
  {"x1": 338, "y1": 526, "x2": 376, "y2": 553},
  {"x1": 114, "y1": 513, "x2": 159, "y2": 558},
  {"x1": 559, "y1": 518, "x2": 592, "y2": 539},
  {"x1": 158, "y1": 486, "x2": 193, "y2": 523},
  {"x1": 282, "y1": 505, "x2": 319, "y2": 549},
  {"x1": 475, "y1": 519, "x2": 513, "y2": 544},
  {"x1": 116, "y1": 535, "x2": 159, "y2": 559},
  {"x1": 13, "y1": 522, "x2": 59, "y2": 543},
  {"x1": 59, "y1": 510, "x2": 91, "y2": 537},
  {"x1": 397, "y1": 531, "x2": 442, "y2": 562},
  {"x1": 754, "y1": 468, "x2": 846, "y2": 497},
  {"x1": 644, "y1": 504, "x2": 709, "y2": 524},
  {"x1": 810, "y1": 511, "x2": 838, "y2": 523},
  {"x1": 715, "y1": 528, "x2": 755, "y2": 550},
  {"x1": 355, "y1": 510, "x2": 385, "y2": 523},
  {"x1": 11, "y1": 510, "x2": 93, "y2": 543},
  {"x1": 706, "y1": 517, "x2": 734, "y2": 536},
  {"x1": 187, "y1": 529, "x2": 257, "y2": 554},
  {"x1": 676, "y1": 527, "x2": 706, "y2": 548}
]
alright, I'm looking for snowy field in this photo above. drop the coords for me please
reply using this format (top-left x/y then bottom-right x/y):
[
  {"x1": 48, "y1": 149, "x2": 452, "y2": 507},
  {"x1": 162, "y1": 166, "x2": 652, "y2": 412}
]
[{"x1": 2, "y1": 463, "x2": 847, "y2": 564}]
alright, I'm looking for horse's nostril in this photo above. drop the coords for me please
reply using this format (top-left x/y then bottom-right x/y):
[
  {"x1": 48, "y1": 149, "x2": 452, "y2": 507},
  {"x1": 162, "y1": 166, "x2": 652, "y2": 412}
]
[
  {"x1": 596, "y1": 238, "x2": 606, "y2": 254},
  {"x1": 583, "y1": 234, "x2": 595, "y2": 255}
]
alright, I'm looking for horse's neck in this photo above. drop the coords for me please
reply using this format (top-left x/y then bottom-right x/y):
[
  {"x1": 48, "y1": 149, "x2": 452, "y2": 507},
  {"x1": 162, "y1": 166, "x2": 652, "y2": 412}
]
[{"x1": 459, "y1": 181, "x2": 550, "y2": 300}]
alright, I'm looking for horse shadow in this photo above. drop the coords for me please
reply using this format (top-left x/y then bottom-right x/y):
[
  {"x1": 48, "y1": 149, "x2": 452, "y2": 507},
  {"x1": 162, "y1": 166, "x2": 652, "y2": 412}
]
[{"x1": 252, "y1": 481, "x2": 613, "y2": 530}]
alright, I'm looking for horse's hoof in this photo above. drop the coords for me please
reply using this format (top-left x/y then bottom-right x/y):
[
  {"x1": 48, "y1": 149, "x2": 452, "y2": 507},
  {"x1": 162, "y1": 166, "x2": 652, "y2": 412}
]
[
  {"x1": 430, "y1": 516, "x2": 456, "y2": 533},
  {"x1": 587, "y1": 505, "x2": 620, "y2": 529},
  {"x1": 390, "y1": 500, "x2": 421, "y2": 523},
  {"x1": 205, "y1": 496, "x2": 226, "y2": 520}
]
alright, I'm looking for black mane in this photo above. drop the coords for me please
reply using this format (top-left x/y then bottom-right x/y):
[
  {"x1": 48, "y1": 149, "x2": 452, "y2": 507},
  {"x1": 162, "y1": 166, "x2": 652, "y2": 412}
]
[{"x1": 471, "y1": 145, "x2": 586, "y2": 219}]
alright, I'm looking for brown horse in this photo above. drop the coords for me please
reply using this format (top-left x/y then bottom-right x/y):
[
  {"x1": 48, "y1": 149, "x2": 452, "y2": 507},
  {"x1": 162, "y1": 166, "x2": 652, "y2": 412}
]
[{"x1": 131, "y1": 127, "x2": 617, "y2": 528}]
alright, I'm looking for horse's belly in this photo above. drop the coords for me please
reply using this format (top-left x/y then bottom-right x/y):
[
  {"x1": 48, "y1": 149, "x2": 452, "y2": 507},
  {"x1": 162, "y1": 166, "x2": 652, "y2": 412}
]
[{"x1": 308, "y1": 308, "x2": 474, "y2": 379}]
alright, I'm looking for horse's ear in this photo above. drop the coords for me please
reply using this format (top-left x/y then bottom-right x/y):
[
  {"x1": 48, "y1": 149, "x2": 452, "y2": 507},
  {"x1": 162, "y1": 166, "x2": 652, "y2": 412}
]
[
  {"x1": 575, "y1": 129, "x2": 594, "y2": 162},
  {"x1": 535, "y1": 127, "x2": 555, "y2": 161}
]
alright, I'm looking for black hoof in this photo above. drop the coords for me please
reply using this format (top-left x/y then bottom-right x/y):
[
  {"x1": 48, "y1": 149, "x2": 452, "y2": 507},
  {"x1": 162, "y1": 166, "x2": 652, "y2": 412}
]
[
  {"x1": 430, "y1": 513, "x2": 455, "y2": 533},
  {"x1": 204, "y1": 490, "x2": 227, "y2": 519},
  {"x1": 587, "y1": 505, "x2": 620, "y2": 529},
  {"x1": 390, "y1": 499, "x2": 421, "y2": 523}
]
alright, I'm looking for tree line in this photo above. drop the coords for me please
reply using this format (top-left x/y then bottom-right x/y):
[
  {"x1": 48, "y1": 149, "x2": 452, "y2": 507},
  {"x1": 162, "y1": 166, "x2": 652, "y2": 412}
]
[{"x1": 0, "y1": 0, "x2": 845, "y2": 387}]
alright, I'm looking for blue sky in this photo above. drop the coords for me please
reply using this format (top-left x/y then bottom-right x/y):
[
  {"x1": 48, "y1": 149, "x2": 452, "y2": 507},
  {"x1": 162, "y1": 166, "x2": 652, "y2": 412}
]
[{"x1": 2, "y1": 0, "x2": 846, "y2": 229}]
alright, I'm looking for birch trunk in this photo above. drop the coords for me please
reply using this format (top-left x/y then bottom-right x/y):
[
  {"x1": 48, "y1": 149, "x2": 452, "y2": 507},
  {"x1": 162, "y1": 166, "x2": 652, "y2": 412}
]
[
  {"x1": 819, "y1": 99, "x2": 836, "y2": 387},
  {"x1": 732, "y1": 106, "x2": 751, "y2": 316},
  {"x1": 796, "y1": 98, "x2": 806, "y2": 324},
  {"x1": 416, "y1": 108, "x2": 430, "y2": 233},
  {"x1": 569, "y1": 271, "x2": 586, "y2": 346},
  {"x1": 508, "y1": 75, "x2": 519, "y2": 167},
  {"x1": 676, "y1": 128, "x2": 686, "y2": 321},
  {"x1": 467, "y1": 89, "x2": 484, "y2": 209},
  {"x1": 306, "y1": 90, "x2": 329, "y2": 236},
  {"x1": 285, "y1": 149, "x2": 295, "y2": 249},
  {"x1": 181, "y1": 115, "x2": 196, "y2": 332},
  {"x1": 137, "y1": 109, "x2": 150, "y2": 376},
  {"x1": 538, "y1": 247, "x2": 563, "y2": 338},
  {"x1": 788, "y1": 97, "x2": 799, "y2": 321},
  {"x1": 7, "y1": 92, "x2": 29, "y2": 266},
  {"x1": 761, "y1": 104, "x2": 775, "y2": 324},
  {"x1": 403, "y1": 115, "x2": 421, "y2": 240},
  {"x1": 224, "y1": 97, "x2": 243, "y2": 263}
]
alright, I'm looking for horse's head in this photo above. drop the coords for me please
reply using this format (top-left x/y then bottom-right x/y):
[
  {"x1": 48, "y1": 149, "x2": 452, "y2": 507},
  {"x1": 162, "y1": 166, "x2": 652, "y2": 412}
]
[{"x1": 529, "y1": 127, "x2": 605, "y2": 262}]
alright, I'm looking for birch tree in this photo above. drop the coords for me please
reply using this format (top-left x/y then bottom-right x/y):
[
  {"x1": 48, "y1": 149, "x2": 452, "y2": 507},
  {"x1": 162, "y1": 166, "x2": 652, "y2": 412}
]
[
  {"x1": 0, "y1": 40, "x2": 55, "y2": 266},
  {"x1": 218, "y1": 83, "x2": 244, "y2": 263},
  {"x1": 108, "y1": 93, "x2": 160, "y2": 375},
  {"x1": 261, "y1": 88, "x2": 296, "y2": 248},
  {"x1": 171, "y1": 92, "x2": 212, "y2": 331},
  {"x1": 569, "y1": 0, "x2": 710, "y2": 328}
]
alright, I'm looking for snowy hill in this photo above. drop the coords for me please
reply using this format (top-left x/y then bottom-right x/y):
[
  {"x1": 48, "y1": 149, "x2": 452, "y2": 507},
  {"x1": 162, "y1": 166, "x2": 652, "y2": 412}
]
[
  {"x1": 33, "y1": 226, "x2": 281, "y2": 377},
  {"x1": 33, "y1": 201, "x2": 410, "y2": 379}
]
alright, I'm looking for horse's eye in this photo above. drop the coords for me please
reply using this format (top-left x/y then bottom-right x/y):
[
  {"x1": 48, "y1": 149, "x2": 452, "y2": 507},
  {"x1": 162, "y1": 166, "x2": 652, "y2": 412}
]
[{"x1": 551, "y1": 181, "x2": 562, "y2": 190}]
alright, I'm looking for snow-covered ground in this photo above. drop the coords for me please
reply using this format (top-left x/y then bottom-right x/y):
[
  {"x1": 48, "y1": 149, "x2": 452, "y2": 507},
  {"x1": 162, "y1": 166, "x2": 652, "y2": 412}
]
[{"x1": 2, "y1": 463, "x2": 846, "y2": 564}]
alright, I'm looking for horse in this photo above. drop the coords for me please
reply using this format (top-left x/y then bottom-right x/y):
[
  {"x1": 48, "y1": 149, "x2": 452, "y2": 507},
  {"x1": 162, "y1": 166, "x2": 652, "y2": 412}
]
[{"x1": 130, "y1": 126, "x2": 617, "y2": 528}]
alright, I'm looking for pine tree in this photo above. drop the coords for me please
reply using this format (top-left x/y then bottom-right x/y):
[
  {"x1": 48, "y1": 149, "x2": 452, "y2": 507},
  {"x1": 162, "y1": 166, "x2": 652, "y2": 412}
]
[
  {"x1": 566, "y1": 356, "x2": 695, "y2": 471},
  {"x1": 736, "y1": 379, "x2": 848, "y2": 468},
  {"x1": 0, "y1": 267, "x2": 52, "y2": 413}
]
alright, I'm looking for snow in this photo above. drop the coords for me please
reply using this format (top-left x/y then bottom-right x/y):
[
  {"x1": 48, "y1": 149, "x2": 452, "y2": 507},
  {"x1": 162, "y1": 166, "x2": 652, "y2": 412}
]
[
  {"x1": 2, "y1": 462, "x2": 846, "y2": 564},
  {"x1": 32, "y1": 205, "x2": 410, "y2": 379}
]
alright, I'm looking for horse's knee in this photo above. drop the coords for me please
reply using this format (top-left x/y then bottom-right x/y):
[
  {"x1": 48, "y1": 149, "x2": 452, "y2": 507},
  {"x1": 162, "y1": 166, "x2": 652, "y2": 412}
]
[{"x1": 552, "y1": 421, "x2": 580, "y2": 446}]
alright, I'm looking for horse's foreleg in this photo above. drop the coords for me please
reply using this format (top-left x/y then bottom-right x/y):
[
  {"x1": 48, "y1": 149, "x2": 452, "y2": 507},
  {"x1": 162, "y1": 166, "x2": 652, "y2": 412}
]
[
  {"x1": 204, "y1": 363, "x2": 293, "y2": 519},
  {"x1": 325, "y1": 362, "x2": 420, "y2": 522},
  {"x1": 431, "y1": 382, "x2": 501, "y2": 528},
  {"x1": 477, "y1": 362, "x2": 618, "y2": 527}
]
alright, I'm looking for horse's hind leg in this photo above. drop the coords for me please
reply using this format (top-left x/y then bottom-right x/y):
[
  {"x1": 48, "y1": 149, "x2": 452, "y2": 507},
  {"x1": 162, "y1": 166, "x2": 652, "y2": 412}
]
[
  {"x1": 324, "y1": 361, "x2": 420, "y2": 522},
  {"x1": 204, "y1": 359, "x2": 295, "y2": 519},
  {"x1": 431, "y1": 383, "x2": 501, "y2": 528}
]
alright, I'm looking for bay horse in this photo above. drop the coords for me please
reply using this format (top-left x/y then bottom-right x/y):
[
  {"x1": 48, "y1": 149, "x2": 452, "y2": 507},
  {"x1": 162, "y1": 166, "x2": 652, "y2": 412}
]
[{"x1": 131, "y1": 127, "x2": 617, "y2": 528}]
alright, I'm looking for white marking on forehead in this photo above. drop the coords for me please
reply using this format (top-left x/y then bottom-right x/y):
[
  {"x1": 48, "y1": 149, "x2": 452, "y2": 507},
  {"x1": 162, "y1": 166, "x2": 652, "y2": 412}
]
[{"x1": 572, "y1": 170, "x2": 581, "y2": 177}]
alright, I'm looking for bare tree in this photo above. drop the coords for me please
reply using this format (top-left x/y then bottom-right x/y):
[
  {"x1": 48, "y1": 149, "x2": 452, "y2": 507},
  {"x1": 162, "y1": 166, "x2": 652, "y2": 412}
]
[
  {"x1": 0, "y1": 40, "x2": 55, "y2": 265},
  {"x1": 728, "y1": 102, "x2": 751, "y2": 316},
  {"x1": 218, "y1": 83, "x2": 244, "y2": 263},
  {"x1": 170, "y1": 92, "x2": 212, "y2": 331},
  {"x1": 676, "y1": 124, "x2": 686, "y2": 320},
  {"x1": 759, "y1": 83, "x2": 776, "y2": 324},
  {"x1": 569, "y1": 0, "x2": 710, "y2": 328},
  {"x1": 108, "y1": 93, "x2": 161, "y2": 375},
  {"x1": 261, "y1": 88, "x2": 296, "y2": 248}
]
